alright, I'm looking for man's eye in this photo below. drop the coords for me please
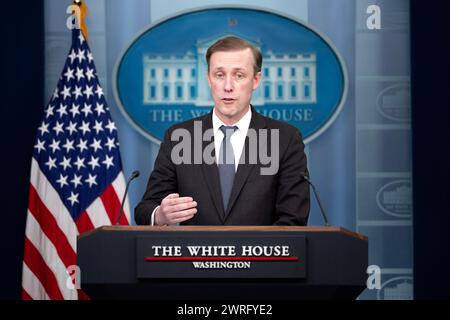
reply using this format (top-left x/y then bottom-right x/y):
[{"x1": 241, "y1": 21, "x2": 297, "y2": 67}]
[
  {"x1": 235, "y1": 73, "x2": 244, "y2": 79},
  {"x1": 215, "y1": 73, "x2": 224, "y2": 79}
]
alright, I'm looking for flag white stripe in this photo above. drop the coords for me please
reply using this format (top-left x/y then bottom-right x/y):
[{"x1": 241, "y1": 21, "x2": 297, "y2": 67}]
[
  {"x1": 22, "y1": 262, "x2": 50, "y2": 300},
  {"x1": 25, "y1": 211, "x2": 78, "y2": 300},
  {"x1": 85, "y1": 197, "x2": 112, "y2": 228},
  {"x1": 30, "y1": 158, "x2": 79, "y2": 249},
  {"x1": 111, "y1": 172, "x2": 131, "y2": 222}
]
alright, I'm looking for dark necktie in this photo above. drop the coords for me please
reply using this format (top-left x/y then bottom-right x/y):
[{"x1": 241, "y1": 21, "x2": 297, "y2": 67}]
[{"x1": 218, "y1": 125, "x2": 237, "y2": 213}]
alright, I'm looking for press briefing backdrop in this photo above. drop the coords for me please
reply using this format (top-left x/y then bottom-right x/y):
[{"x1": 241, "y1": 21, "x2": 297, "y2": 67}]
[
  {"x1": 8, "y1": 0, "x2": 449, "y2": 300},
  {"x1": 41, "y1": 0, "x2": 412, "y2": 300}
]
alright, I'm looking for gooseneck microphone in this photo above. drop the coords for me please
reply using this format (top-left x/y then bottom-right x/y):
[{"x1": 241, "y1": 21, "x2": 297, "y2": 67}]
[
  {"x1": 115, "y1": 170, "x2": 140, "y2": 225},
  {"x1": 302, "y1": 174, "x2": 330, "y2": 226}
]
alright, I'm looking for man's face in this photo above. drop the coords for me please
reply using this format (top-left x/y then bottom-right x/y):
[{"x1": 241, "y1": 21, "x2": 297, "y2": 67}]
[{"x1": 207, "y1": 48, "x2": 262, "y2": 124}]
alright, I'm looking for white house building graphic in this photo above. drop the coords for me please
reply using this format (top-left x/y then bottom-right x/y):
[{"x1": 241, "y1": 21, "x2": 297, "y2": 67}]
[{"x1": 143, "y1": 35, "x2": 317, "y2": 106}]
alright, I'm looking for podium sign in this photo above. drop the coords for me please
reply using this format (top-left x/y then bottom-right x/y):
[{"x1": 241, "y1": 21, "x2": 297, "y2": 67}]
[
  {"x1": 77, "y1": 226, "x2": 368, "y2": 300},
  {"x1": 136, "y1": 234, "x2": 306, "y2": 279}
]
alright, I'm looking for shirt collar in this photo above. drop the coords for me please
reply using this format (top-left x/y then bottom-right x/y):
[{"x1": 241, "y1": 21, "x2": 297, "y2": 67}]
[{"x1": 212, "y1": 106, "x2": 252, "y2": 135}]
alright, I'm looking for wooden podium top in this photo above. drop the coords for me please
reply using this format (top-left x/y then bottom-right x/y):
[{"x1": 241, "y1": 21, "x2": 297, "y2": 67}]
[{"x1": 78, "y1": 225, "x2": 367, "y2": 241}]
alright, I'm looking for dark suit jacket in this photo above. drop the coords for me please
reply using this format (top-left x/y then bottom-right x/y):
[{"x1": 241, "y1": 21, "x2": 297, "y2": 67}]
[{"x1": 135, "y1": 107, "x2": 310, "y2": 225}]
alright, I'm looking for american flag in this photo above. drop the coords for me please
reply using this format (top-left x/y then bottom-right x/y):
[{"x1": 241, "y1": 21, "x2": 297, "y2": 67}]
[{"x1": 22, "y1": 29, "x2": 131, "y2": 300}]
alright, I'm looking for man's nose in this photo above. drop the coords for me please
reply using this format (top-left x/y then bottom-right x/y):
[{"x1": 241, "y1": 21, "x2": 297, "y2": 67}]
[{"x1": 224, "y1": 75, "x2": 234, "y2": 92}]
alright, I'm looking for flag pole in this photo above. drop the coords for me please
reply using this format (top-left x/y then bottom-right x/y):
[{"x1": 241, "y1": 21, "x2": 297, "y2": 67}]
[{"x1": 72, "y1": 0, "x2": 89, "y2": 42}]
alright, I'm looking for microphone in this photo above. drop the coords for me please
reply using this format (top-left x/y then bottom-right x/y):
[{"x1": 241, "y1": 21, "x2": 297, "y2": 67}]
[
  {"x1": 115, "y1": 170, "x2": 140, "y2": 225},
  {"x1": 301, "y1": 173, "x2": 330, "y2": 226}
]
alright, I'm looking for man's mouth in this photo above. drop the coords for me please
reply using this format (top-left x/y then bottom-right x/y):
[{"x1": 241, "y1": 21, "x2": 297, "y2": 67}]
[{"x1": 221, "y1": 98, "x2": 236, "y2": 103}]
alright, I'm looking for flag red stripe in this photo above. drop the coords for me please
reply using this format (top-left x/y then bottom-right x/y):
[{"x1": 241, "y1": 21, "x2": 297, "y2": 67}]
[
  {"x1": 77, "y1": 289, "x2": 91, "y2": 300},
  {"x1": 28, "y1": 184, "x2": 76, "y2": 268},
  {"x1": 75, "y1": 211, "x2": 95, "y2": 235},
  {"x1": 23, "y1": 237, "x2": 64, "y2": 300},
  {"x1": 21, "y1": 288, "x2": 33, "y2": 300},
  {"x1": 100, "y1": 184, "x2": 128, "y2": 225}
]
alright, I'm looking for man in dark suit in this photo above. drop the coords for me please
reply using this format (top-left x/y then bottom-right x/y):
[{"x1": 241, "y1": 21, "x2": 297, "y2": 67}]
[{"x1": 135, "y1": 36, "x2": 310, "y2": 226}]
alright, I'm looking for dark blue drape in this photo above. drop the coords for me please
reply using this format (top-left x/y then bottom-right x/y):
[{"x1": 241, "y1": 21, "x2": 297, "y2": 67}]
[
  {"x1": 0, "y1": 1, "x2": 44, "y2": 299},
  {"x1": 411, "y1": 0, "x2": 450, "y2": 300}
]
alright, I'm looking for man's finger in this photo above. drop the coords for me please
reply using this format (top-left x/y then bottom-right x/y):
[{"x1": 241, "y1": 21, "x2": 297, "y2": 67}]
[
  {"x1": 169, "y1": 208, "x2": 197, "y2": 219},
  {"x1": 171, "y1": 201, "x2": 197, "y2": 212},
  {"x1": 167, "y1": 197, "x2": 194, "y2": 207},
  {"x1": 166, "y1": 208, "x2": 197, "y2": 223}
]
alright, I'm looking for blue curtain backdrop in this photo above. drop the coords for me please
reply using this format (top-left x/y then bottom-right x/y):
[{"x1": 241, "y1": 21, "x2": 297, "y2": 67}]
[{"x1": 42, "y1": 0, "x2": 412, "y2": 300}]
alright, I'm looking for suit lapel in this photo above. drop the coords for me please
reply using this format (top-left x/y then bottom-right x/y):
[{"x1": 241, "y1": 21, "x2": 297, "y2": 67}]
[
  {"x1": 199, "y1": 112, "x2": 226, "y2": 222},
  {"x1": 224, "y1": 108, "x2": 267, "y2": 219}
]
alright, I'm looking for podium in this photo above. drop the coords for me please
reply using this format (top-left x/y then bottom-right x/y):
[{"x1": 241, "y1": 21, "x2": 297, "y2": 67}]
[{"x1": 77, "y1": 226, "x2": 368, "y2": 300}]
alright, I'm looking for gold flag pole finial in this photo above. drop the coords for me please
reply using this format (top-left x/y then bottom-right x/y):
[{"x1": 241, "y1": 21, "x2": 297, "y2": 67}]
[{"x1": 72, "y1": 0, "x2": 89, "y2": 42}]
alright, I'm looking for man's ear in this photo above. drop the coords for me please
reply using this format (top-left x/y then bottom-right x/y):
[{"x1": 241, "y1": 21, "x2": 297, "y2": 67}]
[{"x1": 253, "y1": 71, "x2": 262, "y2": 90}]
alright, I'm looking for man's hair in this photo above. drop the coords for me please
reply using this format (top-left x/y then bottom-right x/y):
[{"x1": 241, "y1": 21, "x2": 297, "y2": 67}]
[{"x1": 206, "y1": 36, "x2": 263, "y2": 74}]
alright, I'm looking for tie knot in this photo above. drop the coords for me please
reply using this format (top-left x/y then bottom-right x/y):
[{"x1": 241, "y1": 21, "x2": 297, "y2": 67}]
[{"x1": 220, "y1": 125, "x2": 238, "y2": 138}]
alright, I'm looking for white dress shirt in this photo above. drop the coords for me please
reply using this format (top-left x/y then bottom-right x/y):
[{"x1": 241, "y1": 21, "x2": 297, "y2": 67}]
[{"x1": 212, "y1": 107, "x2": 252, "y2": 172}]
